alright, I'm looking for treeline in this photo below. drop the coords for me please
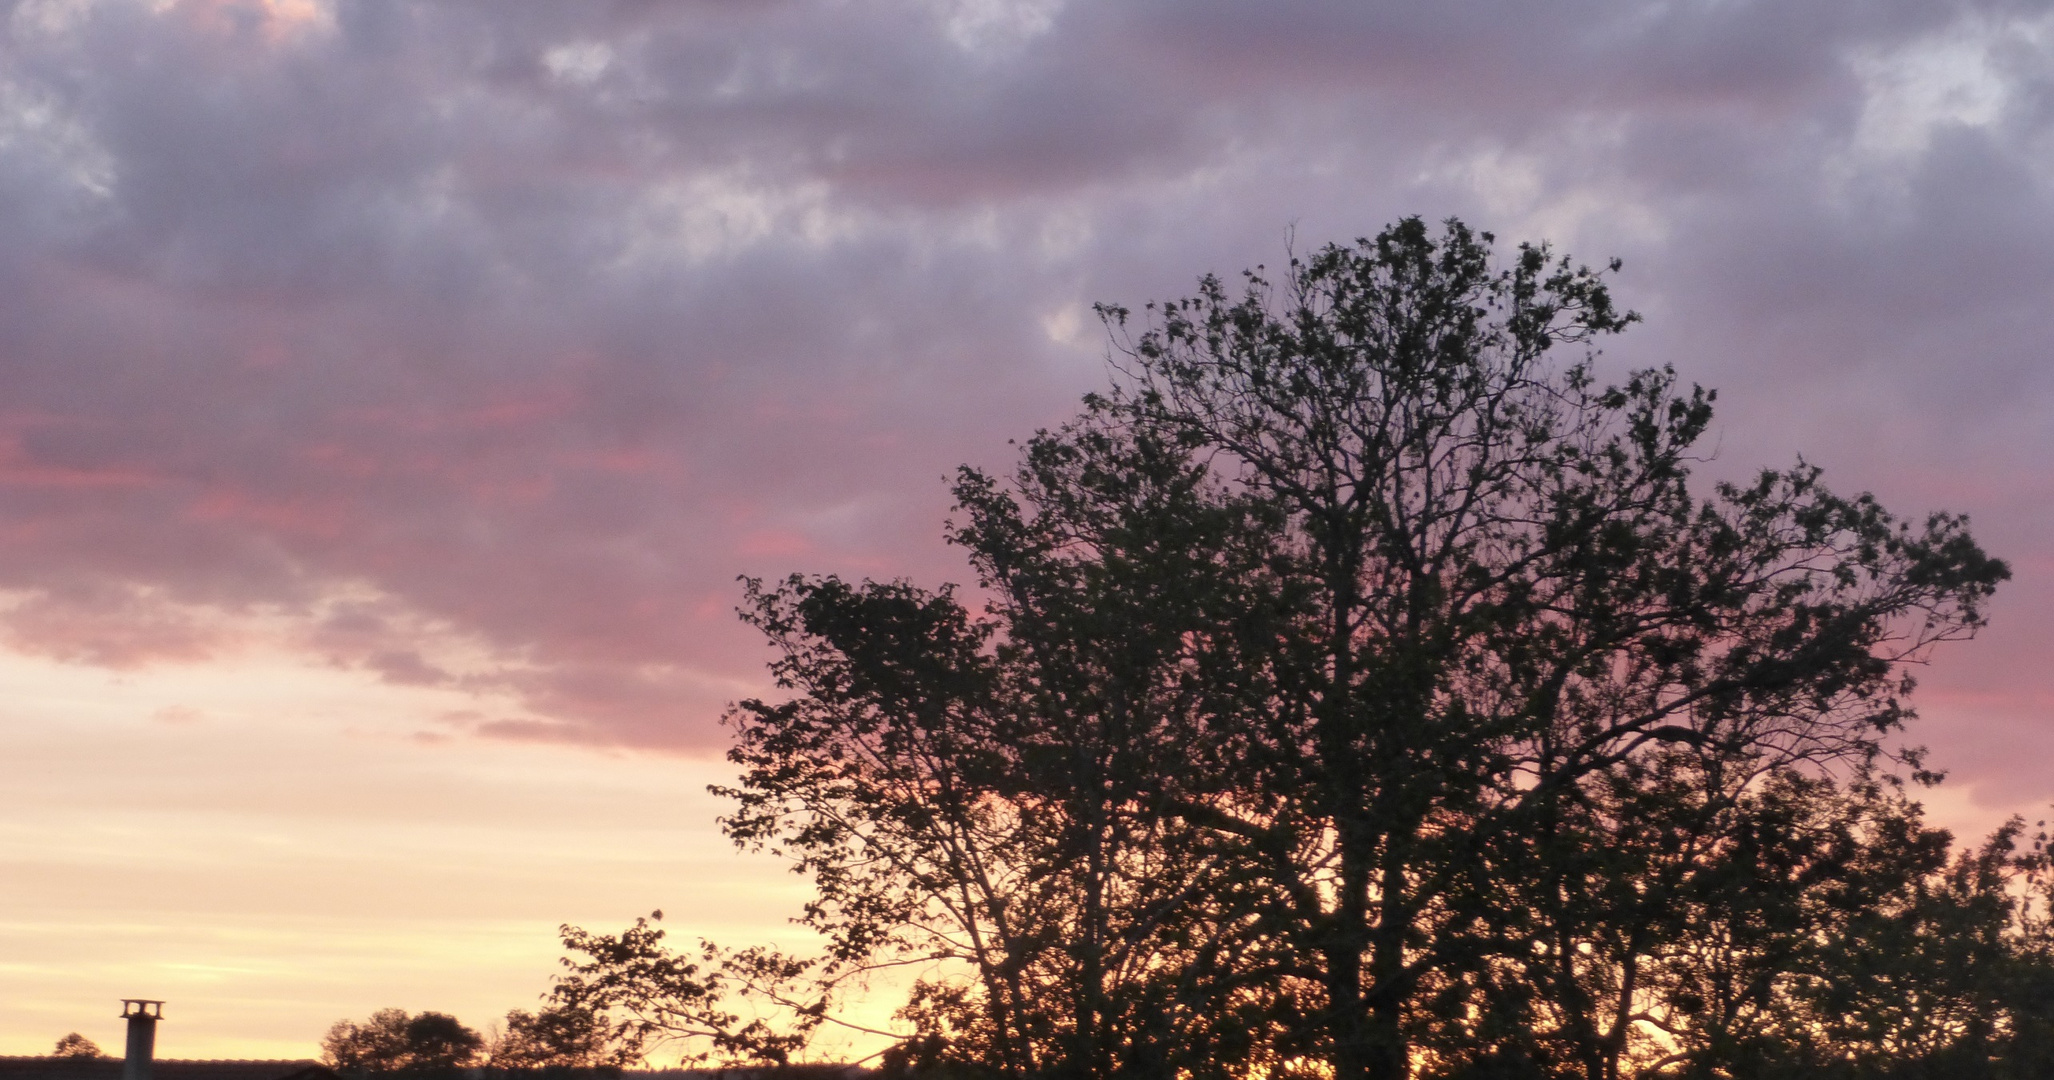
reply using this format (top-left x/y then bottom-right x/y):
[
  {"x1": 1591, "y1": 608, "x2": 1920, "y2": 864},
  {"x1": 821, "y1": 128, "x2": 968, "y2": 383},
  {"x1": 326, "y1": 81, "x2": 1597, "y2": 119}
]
[
  {"x1": 315, "y1": 1006, "x2": 862, "y2": 1080},
  {"x1": 320, "y1": 1007, "x2": 645, "y2": 1073},
  {"x1": 446, "y1": 220, "x2": 2051, "y2": 1080}
]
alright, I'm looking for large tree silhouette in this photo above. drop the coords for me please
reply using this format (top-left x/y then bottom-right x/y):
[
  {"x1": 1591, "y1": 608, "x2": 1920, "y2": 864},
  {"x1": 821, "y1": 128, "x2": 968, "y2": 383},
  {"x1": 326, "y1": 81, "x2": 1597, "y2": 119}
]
[{"x1": 708, "y1": 217, "x2": 2020, "y2": 1080}]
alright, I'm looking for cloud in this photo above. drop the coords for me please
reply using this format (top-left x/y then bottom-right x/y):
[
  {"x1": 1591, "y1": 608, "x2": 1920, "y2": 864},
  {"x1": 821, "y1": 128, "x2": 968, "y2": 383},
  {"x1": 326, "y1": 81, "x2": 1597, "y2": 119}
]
[{"x1": 0, "y1": 0, "x2": 2045, "y2": 822}]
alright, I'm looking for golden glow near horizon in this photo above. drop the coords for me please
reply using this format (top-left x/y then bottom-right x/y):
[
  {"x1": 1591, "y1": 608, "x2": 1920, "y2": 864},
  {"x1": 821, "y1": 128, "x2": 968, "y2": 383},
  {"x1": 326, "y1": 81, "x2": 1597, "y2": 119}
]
[
  {"x1": 0, "y1": 642, "x2": 853, "y2": 1063},
  {"x1": 0, "y1": 634, "x2": 2029, "y2": 1065}
]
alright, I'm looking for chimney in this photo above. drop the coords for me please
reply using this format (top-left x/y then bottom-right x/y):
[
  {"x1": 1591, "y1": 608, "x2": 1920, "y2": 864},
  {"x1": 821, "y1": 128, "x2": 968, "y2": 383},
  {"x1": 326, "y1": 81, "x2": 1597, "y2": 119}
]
[{"x1": 119, "y1": 1001, "x2": 163, "y2": 1080}]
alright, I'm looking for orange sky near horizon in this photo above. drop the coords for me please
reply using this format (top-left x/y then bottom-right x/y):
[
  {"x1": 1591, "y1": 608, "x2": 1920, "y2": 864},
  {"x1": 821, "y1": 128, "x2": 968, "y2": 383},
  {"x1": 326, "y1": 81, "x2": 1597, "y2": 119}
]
[
  {"x1": 0, "y1": 628, "x2": 2035, "y2": 1062},
  {"x1": 0, "y1": 643, "x2": 836, "y2": 1063}
]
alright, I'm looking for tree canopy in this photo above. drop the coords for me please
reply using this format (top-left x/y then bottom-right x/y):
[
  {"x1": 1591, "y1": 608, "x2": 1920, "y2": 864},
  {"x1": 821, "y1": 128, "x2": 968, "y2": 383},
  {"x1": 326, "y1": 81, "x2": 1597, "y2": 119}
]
[
  {"x1": 553, "y1": 217, "x2": 2040, "y2": 1080},
  {"x1": 320, "y1": 1009, "x2": 483, "y2": 1073}
]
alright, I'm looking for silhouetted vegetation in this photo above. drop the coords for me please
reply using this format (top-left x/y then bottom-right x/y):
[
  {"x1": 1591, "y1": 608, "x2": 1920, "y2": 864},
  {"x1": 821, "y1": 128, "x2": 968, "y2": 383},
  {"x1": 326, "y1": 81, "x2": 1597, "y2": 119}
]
[
  {"x1": 321, "y1": 1010, "x2": 482, "y2": 1073},
  {"x1": 511, "y1": 915, "x2": 820, "y2": 1068},
  {"x1": 538, "y1": 218, "x2": 2050, "y2": 1079},
  {"x1": 51, "y1": 1035, "x2": 102, "y2": 1060},
  {"x1": 492, "y1": 1000, "x2": 633, "y2": 1070}
]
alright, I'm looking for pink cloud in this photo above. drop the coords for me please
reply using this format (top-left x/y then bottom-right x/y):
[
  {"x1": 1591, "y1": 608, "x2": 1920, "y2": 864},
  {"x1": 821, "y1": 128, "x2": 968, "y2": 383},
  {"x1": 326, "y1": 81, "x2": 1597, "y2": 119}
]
[{"x1": 0, "y1": 587, "x2": 238, "y2": 668}]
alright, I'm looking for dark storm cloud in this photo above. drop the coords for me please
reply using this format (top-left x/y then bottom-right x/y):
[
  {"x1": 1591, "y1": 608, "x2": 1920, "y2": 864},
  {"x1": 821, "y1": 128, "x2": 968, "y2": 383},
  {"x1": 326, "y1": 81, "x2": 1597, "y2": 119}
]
[{"x1": 0, "y1": 0, "x2": 2048, "y2": 811}]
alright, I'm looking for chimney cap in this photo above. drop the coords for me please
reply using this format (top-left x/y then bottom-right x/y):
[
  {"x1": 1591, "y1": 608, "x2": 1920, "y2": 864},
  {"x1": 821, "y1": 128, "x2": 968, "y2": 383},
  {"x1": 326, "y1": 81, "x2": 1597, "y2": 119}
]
[{"x1": 119, "y1": 1001, "x2": 164, "y2": 1019}]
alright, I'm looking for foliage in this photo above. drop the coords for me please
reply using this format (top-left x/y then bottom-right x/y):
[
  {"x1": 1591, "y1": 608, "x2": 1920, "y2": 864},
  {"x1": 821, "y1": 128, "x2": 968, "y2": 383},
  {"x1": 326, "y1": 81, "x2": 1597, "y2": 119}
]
[
  {"x1": 51, "y1": 1033, "x2": 101, "y2": 1059},
  {"x1": 491, "y1": 1002, "x2": 624, "y2": 1069},
  {"x1": 1086, "y1": 217, "x2": 2005, "y2": 1080},
  {"x1": 528, "y1": 911, "x2": 834, "y2": 1068},
  {"x1": 320, "y1": 1009, "x2": 483, "y2": 1072},
  {"x1": 720, "y1": 432, "x2": 1295, "y2": 1079},
  {"x1": 701, "y1": 216, "x2": 2030, "y2": 1080}
]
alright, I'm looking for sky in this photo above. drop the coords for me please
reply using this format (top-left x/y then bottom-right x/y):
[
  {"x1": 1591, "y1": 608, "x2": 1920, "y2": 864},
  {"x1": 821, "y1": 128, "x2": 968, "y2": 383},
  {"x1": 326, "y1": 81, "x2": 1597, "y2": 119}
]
[{"x1": 2, "y1": 0, "x2": 2053, "y2": 1062}]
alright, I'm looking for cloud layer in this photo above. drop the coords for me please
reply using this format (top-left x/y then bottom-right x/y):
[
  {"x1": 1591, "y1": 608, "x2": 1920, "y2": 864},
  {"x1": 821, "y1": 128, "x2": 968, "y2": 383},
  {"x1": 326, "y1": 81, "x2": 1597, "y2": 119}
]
[{"x1": 0, "y1": 0, "x2": 2049, "y2": 805}]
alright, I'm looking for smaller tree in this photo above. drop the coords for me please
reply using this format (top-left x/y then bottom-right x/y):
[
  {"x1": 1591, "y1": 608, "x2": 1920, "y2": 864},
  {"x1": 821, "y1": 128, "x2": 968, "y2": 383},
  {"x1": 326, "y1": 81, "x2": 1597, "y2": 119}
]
[
  {"x1": 323, "y1": 1009, "x2": 411, "y2": 1072},
  {"x1": 321, "y1": 1009, "x2": 482, "y2": 1072},
  {"x1": 2003, "y1": 819, "x2": 2054, "y2": 1078},
  {"x1": 536, "y1": 912, "x2": 827, "y2": 1067},
  {"x1": 491, "y1": 1004, "x2": 630, "y2": 1069},
  {"x1": 52, "y1": 1034, "x2": 102, "y2": 1059},
  {"x1": 401, "y1": 1014, "x2": 486, "y2": 1071}
]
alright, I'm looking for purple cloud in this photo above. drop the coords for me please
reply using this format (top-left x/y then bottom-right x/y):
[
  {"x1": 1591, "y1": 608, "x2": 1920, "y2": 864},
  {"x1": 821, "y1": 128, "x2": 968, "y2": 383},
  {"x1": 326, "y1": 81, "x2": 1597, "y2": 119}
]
[{"x1": 0, "y1": 0, "x2": 2046, "y2": 826}]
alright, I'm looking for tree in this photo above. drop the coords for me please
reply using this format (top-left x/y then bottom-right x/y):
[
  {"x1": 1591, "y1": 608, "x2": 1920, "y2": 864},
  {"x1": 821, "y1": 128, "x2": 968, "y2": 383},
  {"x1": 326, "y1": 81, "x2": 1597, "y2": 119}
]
[
  {"x1": 491, "y1": 1003, "x2": 626, "y2": 1069},
  {"x1": 526, "y1": 911, "x2": 831, "y2": 1068},
  {"x1": 719, "y1": 217, "x2": 2009, "y2": 1080},
  {"x1": 52, "y1": 1034, "x2": 102, "y2": 1059},
  {"x1": 725, "y1": 428, "x2": 1294, "y2": 1079},
  {"x1": 1089, "y1": 217, "x2": 2005, "y2": 1080},
  {"x1": 1459, "y1": 759, "x2": 2012, "y2": 1079},
  {"x1": 321, "y1": 1009, "x2": 482, "y2": 1073},
  {"x1": 1998, "y1": 817, "x2": 2054, "y2": 1078}
]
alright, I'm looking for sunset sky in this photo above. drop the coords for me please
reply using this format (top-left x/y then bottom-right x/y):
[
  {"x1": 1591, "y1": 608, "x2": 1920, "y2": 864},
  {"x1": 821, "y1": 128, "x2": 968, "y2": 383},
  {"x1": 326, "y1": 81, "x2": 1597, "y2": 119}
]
[{"x1": 3, "y1": 0, "x2": 2053, "y2": 1063}]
